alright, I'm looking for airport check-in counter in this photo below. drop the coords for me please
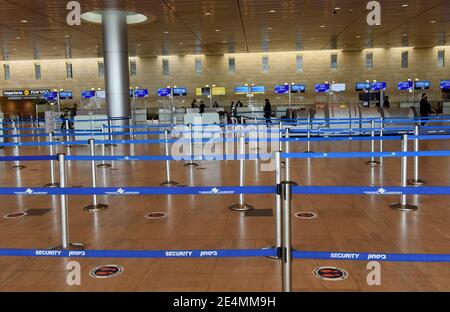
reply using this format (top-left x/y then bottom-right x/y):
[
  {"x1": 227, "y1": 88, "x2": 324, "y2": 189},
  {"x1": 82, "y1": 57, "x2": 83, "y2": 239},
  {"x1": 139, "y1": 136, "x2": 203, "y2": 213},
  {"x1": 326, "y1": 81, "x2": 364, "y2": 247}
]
[
  {"x1": 132, "y1": 108, "x2": 147, "y2": 124},
  {"x1": 359, "y1": 107, "x2": 382, "y2": 133},
  {"x1": 184, "y1": 113, "x2": 221, "y2": 125},
  {"x1": 74, "y1": 113, "x2": 108, "y2": 141},
  {"x1": 382, "y1": 108, "x2": 416, "y2": 131},
  {"x1": 443, "y1": 102, "x2": 450, "y2": 115},
  {"x1": 237, "y1": 106, "x2": 264, "y2": 122},
  {"x1": 311, "y1": 104, "x2": 328, "y2": 131}
]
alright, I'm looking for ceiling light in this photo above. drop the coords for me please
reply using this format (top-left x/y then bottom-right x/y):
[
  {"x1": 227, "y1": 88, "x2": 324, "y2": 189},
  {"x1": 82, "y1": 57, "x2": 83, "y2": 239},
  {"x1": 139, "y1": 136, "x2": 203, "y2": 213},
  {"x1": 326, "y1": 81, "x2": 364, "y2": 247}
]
[
  {"x1": 164, "y1": 31, "x2": 169, "y2": 34},
  {"x1": 311, "y1": 37, "x2": 315, "y2": 40},
  {"x1": 401, "y1": 4, "x2": 409, "y2": 7},
  {"x1": 222, "y1": 41, "x2": 227, "y2": 44},
  {"x1": 430, "y1": 20, "x2": 437, "y2": 23},
  {"x1": 320, "y1": 25, "x2": 326, "y2": 28},
  {"x1": 269, "y1": 10, "x2": 276, "y2": 13},
  {"x1": 16, "y1": 37, "x2": 21, "y2": 40},
  {"x1": 205, "y1": 12, "x2": 211, "y2": 16},
  {"x1": 21, "y1": 20, "x2": 28, "y2": 23},
  {"x1": 81, "y1": 11, "x2": 151, "y2": 25},
  {"x1": 334, "y1": 7, "x2": 341, "y2": 10},
  {"x1": 402, "y1": 33, "x2": 408, "y2": 36},
  {"x1": 268, "y1": 27, "x2": 272, "y2": 30},
  {"x1": 65, "y1": 35, "x2": 70, "y2": 38},
  {"x1": 215, "y1": 29, "x2": 220, "y2": 32},
  {"x1": 179, "y1": 42, "x2": 183, "y2": 45},
  {"x1": 356, "y1": 35, "x2": 361, "y2": 38}
]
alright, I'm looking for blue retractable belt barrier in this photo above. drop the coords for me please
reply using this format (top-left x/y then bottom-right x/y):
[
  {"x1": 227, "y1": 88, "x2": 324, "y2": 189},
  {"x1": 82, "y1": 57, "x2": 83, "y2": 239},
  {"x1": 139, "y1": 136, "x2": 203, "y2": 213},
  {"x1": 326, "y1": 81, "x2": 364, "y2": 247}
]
[
  {"x1": 283, "y1": 150, "x2": 450, "y2": 159},
  {"x1": 292, "y1": 251, "x2": 450, "y2": 263},
  {"x1": 0, "y1": 186, "x2": 276, "y2": 196},
  {"x1": 292, "y1": 186, "x2": 450, "y2": 195},
  {"x1": 0, "y1": 155, "x2": 57, "y2": 162},
  {"x1": 0, "y1": 248, "x2": 277, "y2": 259}
]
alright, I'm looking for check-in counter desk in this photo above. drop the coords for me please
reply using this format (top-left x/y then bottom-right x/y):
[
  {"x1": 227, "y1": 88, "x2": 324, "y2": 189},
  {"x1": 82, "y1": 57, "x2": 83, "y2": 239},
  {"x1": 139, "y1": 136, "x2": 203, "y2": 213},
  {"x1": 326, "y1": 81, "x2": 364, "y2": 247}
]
[
  {"x1": 184, "y1": 113, "x2": 221, "y2": 125},
  {"x1": 359, "y1": 107, "x2": 382, "y2": 133},
  {"x1": 382, "y1": 107, "x2": 416, "y2": 131},
  {"x1": 443, "y1": 102, "x2": 450, "y2": 115},
  {"x1": 74, "y1": 113, "x2": 108, "y2": 141},
  {"x1": 237, "y1": 106, "x2": 264, "y2": 122}
]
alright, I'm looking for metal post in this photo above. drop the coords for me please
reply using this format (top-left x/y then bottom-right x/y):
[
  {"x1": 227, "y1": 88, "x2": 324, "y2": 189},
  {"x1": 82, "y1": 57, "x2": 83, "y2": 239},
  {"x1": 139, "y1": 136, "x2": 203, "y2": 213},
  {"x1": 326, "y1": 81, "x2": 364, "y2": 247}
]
[
  {"x1": 285, "y1": 128, "x2": 291, "y2": 181},
  {"x1": 379, "y1": 117, "x2": 384, "y2": 165},
  {"x1": 408, "y1": 124, "x2": 426, "y2": 185},
  {"x1": 50, "y1": 153, "x2": 84, "y2": 250},
  {"x1": 161, "y1": 129, "x2": 179, "y2": 187},
  {"x1": 44, "y1": 132, "x2": 59, "y2": 187},
  {"x1": 97, "y1": 126, "x2": 112, "y2": 169},
  {"x1": 184, "y1": 123, "x2": 198, "y2": 167},
  {"x1": 275, "y1": 151, "x2": 282, "y2": 248},
  {"x1": 83, "y1": 139, "x2": 109, "y2": 212},
  {"x1": 366, "y1": 120, "x2": 381, "y2": 167},
  {"x1": 229, "y1": 134, "x2": 254, "y2": 211},
  {"x1": 280, "y1": 181, "x2": 294, "y2": 293},
  {"x1": 305, "y1": 117, "x2": 314, "y2": 153},
  {"x1": 391, "y1": 134, "x2": 418, "y2": 211}
]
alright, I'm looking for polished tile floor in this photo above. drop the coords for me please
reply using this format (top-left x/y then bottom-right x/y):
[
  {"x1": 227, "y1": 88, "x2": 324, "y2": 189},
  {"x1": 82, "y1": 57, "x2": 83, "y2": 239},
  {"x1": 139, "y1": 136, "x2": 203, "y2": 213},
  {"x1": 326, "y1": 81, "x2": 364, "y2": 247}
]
[{"x1": 0, "y1": 129, "x2": 449, "y2": 292}]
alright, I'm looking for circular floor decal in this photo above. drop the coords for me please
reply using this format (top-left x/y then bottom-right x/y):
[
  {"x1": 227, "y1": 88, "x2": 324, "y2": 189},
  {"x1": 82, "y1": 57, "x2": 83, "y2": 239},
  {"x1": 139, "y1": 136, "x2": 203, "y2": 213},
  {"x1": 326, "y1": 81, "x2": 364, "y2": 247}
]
[
  {"x1": 295, "y1": 212, "x2": 318, "y2": 220},
  {"x1": 145, "y1": 212, "x2": 167, "y2": 220},
  {"x1": 89, "y1": 265, "x2": 124, "y2": 279},
  {"x1": 3, "y1": 212, "x2": 27, "y2": 219},
  {"x1": 313, "y1": 267, "x2": 348, "y2": 281}
]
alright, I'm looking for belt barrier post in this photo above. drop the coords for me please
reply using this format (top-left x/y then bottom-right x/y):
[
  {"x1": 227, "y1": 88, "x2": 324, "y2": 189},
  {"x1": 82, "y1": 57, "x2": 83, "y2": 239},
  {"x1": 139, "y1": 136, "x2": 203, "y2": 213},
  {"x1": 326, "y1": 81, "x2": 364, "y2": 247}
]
[
  {"x1": 44, "y1": 132, "x2": 59, "y2": 187},
  {"x1": 161, "y1": 129, "x2": 179, "y2": 187},
  {"x1": 391, "y1": 134, "x2": 418, "y2": 211},
  {"x1": 10, "y1": 134, "x2": 25, "y2": 170},
  {"x1": 83, "y1": 139, "x2": 109, "y2": 212},
  {"x1": 285, "y1": 128, "x2": 291, "y2": 181},
  {"x1": 50, "y1": 153, "x2": 84, "y2": 250},
  {"x1": 408, "y1": 124, "x2": 426, "y2": 186},
  {"x1": 229, "y1": 134, "x2": 254, "y2": 211},
  {"x1": 305, "y1": 117, "x2": 314, "y2": 153},
  {"x1": 379, "y1": 117, "x2": 384, "y2": 165},
  {"x1": 97, "y1": 126, "x2": 112, "y2": 169},
  {"x1": 366, "y1": 119, "x2": 381, "y2": 167},
  {"x1": 275, "y1": 151, "x2": 282, "y2": 248},
  {"x1": 184, "y1": 123, "x2": 198, "y2": 167},
  {"x1": 280, "y1": 181, "x2": 294, "y2": 293}
]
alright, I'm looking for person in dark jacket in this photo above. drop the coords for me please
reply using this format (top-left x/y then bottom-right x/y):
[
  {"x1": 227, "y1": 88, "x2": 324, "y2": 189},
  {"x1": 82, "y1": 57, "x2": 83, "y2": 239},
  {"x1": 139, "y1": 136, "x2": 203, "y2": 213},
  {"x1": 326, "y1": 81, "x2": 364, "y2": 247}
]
[
  {"x1": 264, "y1": 99, "x2": 272, "y2": 124},
  {"x1": 383, "y1": 96, "x2": 390, "y2": 109},
  {"x1": 420, "y1": 93, "x2": 435, "y2": 125}
]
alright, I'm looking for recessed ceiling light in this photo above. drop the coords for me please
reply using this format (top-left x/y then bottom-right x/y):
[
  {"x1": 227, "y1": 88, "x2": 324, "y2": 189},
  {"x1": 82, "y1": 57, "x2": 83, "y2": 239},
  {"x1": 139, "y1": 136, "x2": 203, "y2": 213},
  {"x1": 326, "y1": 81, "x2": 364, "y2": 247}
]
[
  {"x1": 266, "y1": 39, "x2": 271, "y2": 42},
  {"x1": 311, "y1": 37, "x2": 315, "y2": 40},
  {"x1": 269, "y1": 10, "x2": 276, "y2": 13},
  {"x1": 65, "y1": 35, "x2": 70, "y2": 38},
  {"x1": 356, "y1": 35, "x2": 361, "y2": 38},
  {"x1": 401, "y1": 4, "x2": 409, "y2": 7},
  {"x1": 334, "y1": 7, "x2": 341, "y2": 10},
  {"x1": 137, "y1": 43, "x2": 141, "y2": 47},
  {"x1": 268, "y1": 27, "x2": 272, "y2": 30},
  {"x1": 53, "y1": 47, "x2": 57, "y2": 49},
  {"x1": 430, "y1": 20, "x2": 437, "y2": 23},
  {"x1": 222, "y1": 41, "x2": 227, "y2": 44},
  {"x1": 16, "y1": 37, "x2": 21, "y2": 40},
  {"x1": 205, "y1": 12, "x2": 211, "y2": 16},
  {"x1": 179, "y1": 42, "x2": 183, "y2": 45},
  {"x1": 402, "y1": 33, "x2": 408, "y2": 36},
  {"x1": 21, "y1": 20, "x2": 28, "y2": 23},
  {"x1": 320, "y1": 25, "x2": 326, "y2": 28},
  {"x1": 215, "y1": 29, "x2": 220, "y2": 32}
]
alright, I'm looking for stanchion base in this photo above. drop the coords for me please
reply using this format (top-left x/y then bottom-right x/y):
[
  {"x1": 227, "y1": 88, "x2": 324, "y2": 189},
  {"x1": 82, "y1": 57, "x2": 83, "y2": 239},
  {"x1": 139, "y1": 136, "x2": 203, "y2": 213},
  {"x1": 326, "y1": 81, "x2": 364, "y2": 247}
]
[
  {"x1": 390, "y1": 203, "x2": 418, "y2": 211},
  {"x1": 366, "y1": 161, "x2": 382, "y2": 167},
  {"x1": 49, "y1": 243, "x2": 84, "y2": 251},
  {"x1": 43, "y1": 183, "x2": 60, "y2": 188},
  {"x1": 160, "y1": 181, "x2": 179, "y2": 187},
  {"x1": 10, "y1": 165, "x2": 26, "y2": 170},
  {"x1": 304, "y1": 151, "x2": 315, "y2": 154},
  {"x1": 407, "y1": 179, "x2": 426, "y2": 186},
  {"x1": 97, "y1": 164, "x2": 112, "y2": 169},
  {"x1": 83, "y1": 204, "x2": 109, "y2": 212},
  {"x1": 184, "y1": 162, "x2": 199, "y2": 167},
  {"x1": 229, "y1": 203, "x2": 255, "y2": 212},
  {"x1": 263, "y1": 246, "x2": 280, "y2": 260}
]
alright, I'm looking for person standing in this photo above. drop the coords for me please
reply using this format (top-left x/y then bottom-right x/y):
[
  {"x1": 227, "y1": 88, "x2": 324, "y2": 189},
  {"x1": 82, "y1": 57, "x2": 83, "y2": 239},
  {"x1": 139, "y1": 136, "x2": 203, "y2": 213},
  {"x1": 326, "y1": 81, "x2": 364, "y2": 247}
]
[
  {"x1": 420, "y1": 93, "x2": 435, "y2": 126},
  {"x1": 199, "y1": 101, "x2": 206, "y2": 114},
  {"x1": 264, "y1": 99, "x2": 272, "y2": 124},
  {"x1": 69, "y1": 103, "x2": 78, "y2": 130},
  {"x1": 383, "y1": 96, "x2": 390, "y2": 109}
]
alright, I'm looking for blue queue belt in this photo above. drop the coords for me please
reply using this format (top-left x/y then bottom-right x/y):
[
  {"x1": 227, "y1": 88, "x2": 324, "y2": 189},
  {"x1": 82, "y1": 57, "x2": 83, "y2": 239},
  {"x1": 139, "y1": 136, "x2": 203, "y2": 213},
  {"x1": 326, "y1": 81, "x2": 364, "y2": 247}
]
[
  {"x1": 0, "y1": 185, "x2": 276, "y2": 195},
  {"x1": 0, "y1": 155, "x2": 57, "y2": 162},
  {"x1": 292, "y1": 186, "x2": 450, "y2": 195},
  {"x1": 282, "y1": 150, "x2": 450, "y2": 159},
  {"x1": 293, "y1": 251, "x2": 450, "y2": 263},
  {"x1": 0, "y1": 248, "x2": 277, "y2": 258}
]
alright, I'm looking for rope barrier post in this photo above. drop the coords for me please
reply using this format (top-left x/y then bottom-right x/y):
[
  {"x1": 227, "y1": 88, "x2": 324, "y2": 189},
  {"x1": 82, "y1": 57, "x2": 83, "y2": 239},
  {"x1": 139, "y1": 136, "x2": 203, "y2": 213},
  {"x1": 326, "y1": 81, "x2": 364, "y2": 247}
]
[
  {"x1": 379, "y1": 117, "x2": 384, "y2": 165},
  {"x1": 161, "y1": 129, "x2": 179, "y2": 187},
  {"x1": 50, "y1": 153, "x2": 84, "y2": 251},
  {"x1": 280, "y1": 181, "x2": 294, "y2": 293},
  {"x1": 391, "y1": 134, "x2": 418, "y2": 211},
  {"x1": 83, "y1": 139, "x2": 109, "y2": 212},
  {"x1": 304, "y1": 117, "x2": 314, "y2": 153},
  {"x1": 97, "y1": 126, "x2": 112, "y2": 169},
  {"x1": 285, "y1": 128, "x2": 291, "y2": 181},
  {"x1": 366, "y1": 119, "x2": 381, "y2": 167},
  {"x1": 408, "y1": 124, "x2": 426, "y2": 186},
  {"x1": 184, "y1": 123, "x2": 199, "y2": 167},
  {"x1": 10, "y1": 121, "x2": 25, "y2": 170},
  {"x1": 43, "y1": 132, "x2": 59, "y2": 187},
  {"x1": 229, "y1": 134, "x2": 254, "y2": 212}
]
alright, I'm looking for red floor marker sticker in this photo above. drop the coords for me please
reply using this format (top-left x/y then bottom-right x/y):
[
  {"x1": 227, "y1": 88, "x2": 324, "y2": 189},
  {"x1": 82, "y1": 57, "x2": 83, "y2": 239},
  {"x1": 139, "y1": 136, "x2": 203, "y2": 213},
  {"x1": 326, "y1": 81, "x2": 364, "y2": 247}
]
[
  {"x1": 3, "y1": 212, "x2": 27, "y2": 219},
  {"x1": 89, "y1": 265, "x2": 124, "y2": 279},
  {"x1": 145, "y1": 212, "x2": 167, "y2": 220},
  {"x1": 295, "y1": 212, "x2": 318, "y2": 220},
  {"x1": 313, "y1": 267, "x2": 348, "y2": 281}
]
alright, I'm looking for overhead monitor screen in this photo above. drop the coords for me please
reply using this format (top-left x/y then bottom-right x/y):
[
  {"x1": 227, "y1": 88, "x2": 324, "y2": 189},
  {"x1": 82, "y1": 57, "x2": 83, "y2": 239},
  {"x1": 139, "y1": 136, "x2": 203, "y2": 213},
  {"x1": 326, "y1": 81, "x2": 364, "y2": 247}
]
[
  {"x1": 291, "y1": 84, "x2": 306, "y2": 93},
  {"x1": 274, "y1": 85, "x2": 290, "y2": 94},
  {"x1": 397, "y1": 81, "x2": 413, "y2": 90},
  {"x1": 331, "y1": 83, "x2": 346, "y2": 92},
  {"x1": 212, "y1": 87, "x2": 226, "y2": 96},
  {"x1": 44, "y1": 92, "x2": 58, "y2": 101},
  {"x1": 81, "y1": 90, "x2": 96, "y2": 99},
  {"x1": 371, "y1": 82, "x2": 387, "y2": 91},
  {"x1": 135, "y1": 89, "x2": 149, "y2": 98},
  {"x1": 58, "y1": 91, "x2": 73, "y2": 100},
  {"x1": 314, "y1": 84, "x2": 330, "y2": 93},
  {"x1": 356, "y1": 83, "x2": 371, "y2": 91},
  {"x1": 440, "y1": 80, "x2": 450, "y2": 90},
  {"x1": 157, "y1": 88, "x2": 171, "y2": 97},
  {"x1": 251, "y1": 86, "x2": 265, "y2": 94},
  {"x1": 414, "y1": 81, "x2": 430, "y2": 90},
  {"x1": 235, "y1": 86, "x2": 249, "y2": 94},
  {"x1": 173, "y1": 88, "x2": 187, "y2": 96}
]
